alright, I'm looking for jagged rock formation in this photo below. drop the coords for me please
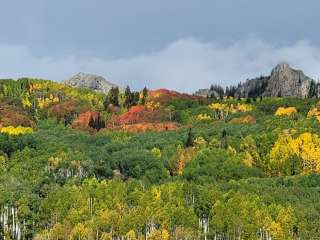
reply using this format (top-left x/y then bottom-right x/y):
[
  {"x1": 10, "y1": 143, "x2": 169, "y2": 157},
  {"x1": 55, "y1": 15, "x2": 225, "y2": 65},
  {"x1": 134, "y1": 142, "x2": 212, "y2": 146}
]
[
  {"x1": 64, "y1": 72, "x2": 122, "y2": 94},
  {"x1": 235, "y1": 63, "x2": 318, "y2": 98},
  {"x1": 264, "y1": 63, "x2": 312, "y2": 97}
]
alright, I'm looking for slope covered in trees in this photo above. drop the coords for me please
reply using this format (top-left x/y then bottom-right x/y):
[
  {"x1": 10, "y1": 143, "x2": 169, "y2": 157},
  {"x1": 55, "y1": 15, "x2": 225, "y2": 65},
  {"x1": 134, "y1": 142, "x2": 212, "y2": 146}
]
[{"x1": 0, "y1": 78, "x2": 320, "y2": 239}]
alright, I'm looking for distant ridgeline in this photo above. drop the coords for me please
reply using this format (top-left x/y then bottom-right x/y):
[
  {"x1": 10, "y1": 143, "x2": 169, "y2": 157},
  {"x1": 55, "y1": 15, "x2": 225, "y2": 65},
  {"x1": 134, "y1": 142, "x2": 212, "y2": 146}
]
[{"x1": 194, "y1": 63, "x2": 320, "y2": 99}]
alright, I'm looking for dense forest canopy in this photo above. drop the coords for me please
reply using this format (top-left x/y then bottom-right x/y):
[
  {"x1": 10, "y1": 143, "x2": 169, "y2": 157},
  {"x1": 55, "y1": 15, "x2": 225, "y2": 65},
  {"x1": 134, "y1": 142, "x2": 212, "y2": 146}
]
[{"x1": 1, "y1": 78, "x2": 320, "y2": 239}]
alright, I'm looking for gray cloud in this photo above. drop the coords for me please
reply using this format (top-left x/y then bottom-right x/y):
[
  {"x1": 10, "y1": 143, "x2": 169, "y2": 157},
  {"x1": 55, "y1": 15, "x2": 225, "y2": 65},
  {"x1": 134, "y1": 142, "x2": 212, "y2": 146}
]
[{"x1": 1, "y1": 38, "x2": 320, "y2": 93}]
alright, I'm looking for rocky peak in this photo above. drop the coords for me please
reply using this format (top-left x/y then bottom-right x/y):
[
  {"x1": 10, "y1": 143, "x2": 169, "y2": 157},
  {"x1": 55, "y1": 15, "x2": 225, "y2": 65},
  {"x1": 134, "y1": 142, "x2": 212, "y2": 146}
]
[
  {"x1": 235, "y1": 63, "x2": 317, "y2": 98},
  {"x1": 64, "y1": 72, "x2": 122, "y2": 94},
  {"x1": 264, "y1": 63, "x2": 312, "y2": 97},
  {"x1": 271, "y1": 62, "x2": 290, "y2": 74}
]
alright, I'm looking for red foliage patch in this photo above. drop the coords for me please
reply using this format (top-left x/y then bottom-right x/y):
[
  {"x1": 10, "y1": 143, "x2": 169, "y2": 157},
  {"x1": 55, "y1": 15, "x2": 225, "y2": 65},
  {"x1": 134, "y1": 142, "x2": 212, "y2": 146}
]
[
  {"x1": 115, "y1": 105, "x2": 147, "y2": 125},
  {"x1": 148, "y1": 88, "x2": 203, "y2": 105},
  {"x1": 113, "y1": 105, "x2": 169, "y2": 125}
]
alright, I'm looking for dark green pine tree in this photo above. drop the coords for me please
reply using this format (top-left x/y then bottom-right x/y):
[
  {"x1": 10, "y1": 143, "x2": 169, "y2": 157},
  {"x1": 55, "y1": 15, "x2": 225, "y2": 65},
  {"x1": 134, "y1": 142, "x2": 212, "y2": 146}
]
[
  {"x1": 89, "y1": 116, "x2": 105, "y2": 131},
  {"x1": 124, "y1": 85, "x2": 132, "y2": 108},
  {"x1": 106, "y1": 87, "x2": 120, "y2": 107},
  {"x1": 141, "y1": 87, "x2": 148, "y2": 105},
  {"x1": 186, "y1": 128, "x2": 194, "y2": 147},
  {"x1": 220, "y1": 129, "x2": 228, "y2": 149},
  {"x1": 308, "y1": 80, "x2": 317, "y2": 98}
]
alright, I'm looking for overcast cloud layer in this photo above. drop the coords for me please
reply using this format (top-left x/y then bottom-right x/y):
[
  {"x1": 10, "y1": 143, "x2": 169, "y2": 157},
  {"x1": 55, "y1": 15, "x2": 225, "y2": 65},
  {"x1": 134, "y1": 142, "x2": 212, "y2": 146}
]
[{"x1": 1, "y1": 38, "x2": 320, "y2": 93}]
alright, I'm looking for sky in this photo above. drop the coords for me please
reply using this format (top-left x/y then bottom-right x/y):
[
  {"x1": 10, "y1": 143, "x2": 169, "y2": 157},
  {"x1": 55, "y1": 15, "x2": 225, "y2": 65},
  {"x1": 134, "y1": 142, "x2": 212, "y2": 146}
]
[{"x1": 1, "y1": 0, "x2": 320, "y2": 92}]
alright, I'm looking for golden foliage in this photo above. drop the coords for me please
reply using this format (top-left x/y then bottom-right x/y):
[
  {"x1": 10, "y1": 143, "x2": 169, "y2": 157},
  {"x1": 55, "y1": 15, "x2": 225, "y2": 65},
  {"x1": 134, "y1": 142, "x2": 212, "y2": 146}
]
[
  {"x1": 146, "y1": 101, "x2": 161, "y2": 111},
  {"x1": 70, "y1": 223, "x2": 89, "y2": 240},
  {"x1": 0, "y1": 126, "x2": 33, "y2": 136},
  {"x1": 176, "y1": 147, "x2": 197, "y2": 175},
  {"x1": 270, "y1": 132, "x2": 320, "y2": 174},
  {"x1": 196, "y1": 113, "x2": 212, "y2": 121},
  {"x1": 209, "y1": 103, "x2": 253, "y2": 119},
  {"x1": 209, "y1": 103, "x2": 253, "y2": 112},
  {"x1": 307, "y1": 105, "x2": 320, "y2": 123},
  {"x1": 125, "y1": 230, "x2": 137, "y2": 240},
  {"x1": 37, "y1": 94, "x2": 59, "y2": 109},
  {"x1": 241, "y1": 135, "x2": 260, "y2": 167},
  {"x1": 193, "y1": 136, "x2": 207, "y2": 147},
  {"x1": 274, "y1": 107, "x2": 297, "y2": 116},
  {"x1": 21, "y1": 93, "x2": 32, "y2": 109},
  {"x1": 149, "y1": 229, "x2": 169, "y2": 240}
]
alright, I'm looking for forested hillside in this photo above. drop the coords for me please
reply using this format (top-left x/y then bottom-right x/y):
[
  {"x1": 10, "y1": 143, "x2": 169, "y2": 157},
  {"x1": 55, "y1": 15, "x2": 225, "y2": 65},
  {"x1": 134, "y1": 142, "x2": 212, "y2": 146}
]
[{"x1": 1, "y1": 78, "x2": 320, "y2": 239}]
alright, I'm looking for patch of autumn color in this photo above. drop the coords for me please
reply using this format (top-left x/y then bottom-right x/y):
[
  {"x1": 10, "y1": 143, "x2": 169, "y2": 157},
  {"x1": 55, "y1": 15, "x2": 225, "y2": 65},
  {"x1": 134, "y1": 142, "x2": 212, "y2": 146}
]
[
  {"x1": 70, "y1": 223, "x2": 89, "y2": 240},
  {"x1": 274, "y1": 107, "x2": 297, "y2": 116},
  {"x1": 196, "y1": 113, "x2": 212, "y2": 121},
  {"x1": 209, "y1": 103, "x2": 228, "y2": 111},
  {"x1": 209, "y1": 103, "x2": 253, "y2": 120},
  {"x1": 193, "y1": 136, "x2": 207, "y2": 147},
  {"x1": 116, "y1": 105, "x2": 148, "y2": 125},
  {"x1": 146, "y1": 101, "x2": 161, "y2": 110},
  {"x1": 229, "y1": 115, "x2": 256, "y2": 124},
  {"x1": 21, "y1": 93, "x2": 32, "y2": 109},
  {"x1": 26, "y1": 79, "x2": 105, "y2": 110},
  {"x1": 115, "y1": 105, "x2": 170, "y2": 125},
  {"x1": 0, "y1": 104, "x2": 34, "y2": 128},
  {"x1": 148, "y1": 88, "x2": 171, "y2": 98},
  {"x1": 176, "y1": 147, "x2": 197, "y2": 175},
  {"x1": 72, "y1": 111, "x2": 103, "y2": 131},
  {"x1": 148, "y1": 88, "x2": 202, "y2": 105},
  {"x1": 209, "y1": 103, "x2": 253, "y2": 112},
  {"x1": 37, "y1": 94, "x2": 59, "y2": 109},
  {"x1": 47, "y1": 156, "x2": 63, "y2": 172},
  {"x1": 270, "y1": 132, "x2": 320, "y2": 174},
  {"x1": 125, "y1": 230, "x2": 137, "y2": 240},
  {"x1": 117, "y1": 122, "x2": 180, "y2": 133},
  {"x1": 149, "y1": 229, "x2": 169, "y2": 240},
  {"x1": 152, "y1": 187, "x2": 161, "y2": 200},
  {"x1": 48, "y1": 100, "x2": 90, "y2": 122},
  {"x1": 0, "y1": 126, "x2": 33, "y2": 136},
  {"x1": 73, "y1": 111, "x2": 100, "y2": 125},
  {"x1": 241, "y1": 135, "x2": 260, "y2": 167},
  {"x1": 307, "y1": 107, "x2": 320, "y2": 118},
  {"x1": 307, "y1": 104, "x2": 320, "y2": 123}
]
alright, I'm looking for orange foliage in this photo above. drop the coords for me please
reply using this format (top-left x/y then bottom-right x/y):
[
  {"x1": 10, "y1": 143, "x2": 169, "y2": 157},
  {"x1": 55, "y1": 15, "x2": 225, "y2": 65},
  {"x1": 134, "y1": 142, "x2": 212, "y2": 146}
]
[
  {"x1": 72, "y1": 111, "x2": 101, "y2": 128},
  {"x1": 116, "y1": 105, "x2": 148, "y2": 125},
  {"x1": 148, "y1": 89, "x2": 203, "y2": 105},
  {"x1": 115, "y1": 105, "x2": 169, "y2": 125}
]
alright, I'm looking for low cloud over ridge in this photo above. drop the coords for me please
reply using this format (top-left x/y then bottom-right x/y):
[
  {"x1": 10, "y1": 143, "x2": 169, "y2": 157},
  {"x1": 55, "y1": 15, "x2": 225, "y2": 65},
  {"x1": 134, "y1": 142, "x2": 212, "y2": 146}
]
[{"x1": 0, "y1": 38, "x2": 320, "y2": 93}]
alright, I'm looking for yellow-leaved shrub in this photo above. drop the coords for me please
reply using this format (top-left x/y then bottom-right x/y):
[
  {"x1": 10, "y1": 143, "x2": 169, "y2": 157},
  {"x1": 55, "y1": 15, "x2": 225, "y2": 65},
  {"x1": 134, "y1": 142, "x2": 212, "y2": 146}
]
[
  {"x1": 274, "y1": 107, "x2": 297, "y2": 116},
  {"x1": 0, "y1": 126, "x2": 33, "y2": 136}
]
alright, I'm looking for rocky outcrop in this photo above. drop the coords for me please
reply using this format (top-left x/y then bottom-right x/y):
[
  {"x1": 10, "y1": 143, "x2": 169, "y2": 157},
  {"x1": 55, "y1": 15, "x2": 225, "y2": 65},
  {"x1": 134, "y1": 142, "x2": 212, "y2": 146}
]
[
  {"x1": 235, "y1": 63, "x2": 317, "y2": 98},
  {"x1": 64, "y1": 72, "x2": 122, "y2": 94},
  {"x1": 264, "y1": 63, "x2": 312, "y2": 97}
]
